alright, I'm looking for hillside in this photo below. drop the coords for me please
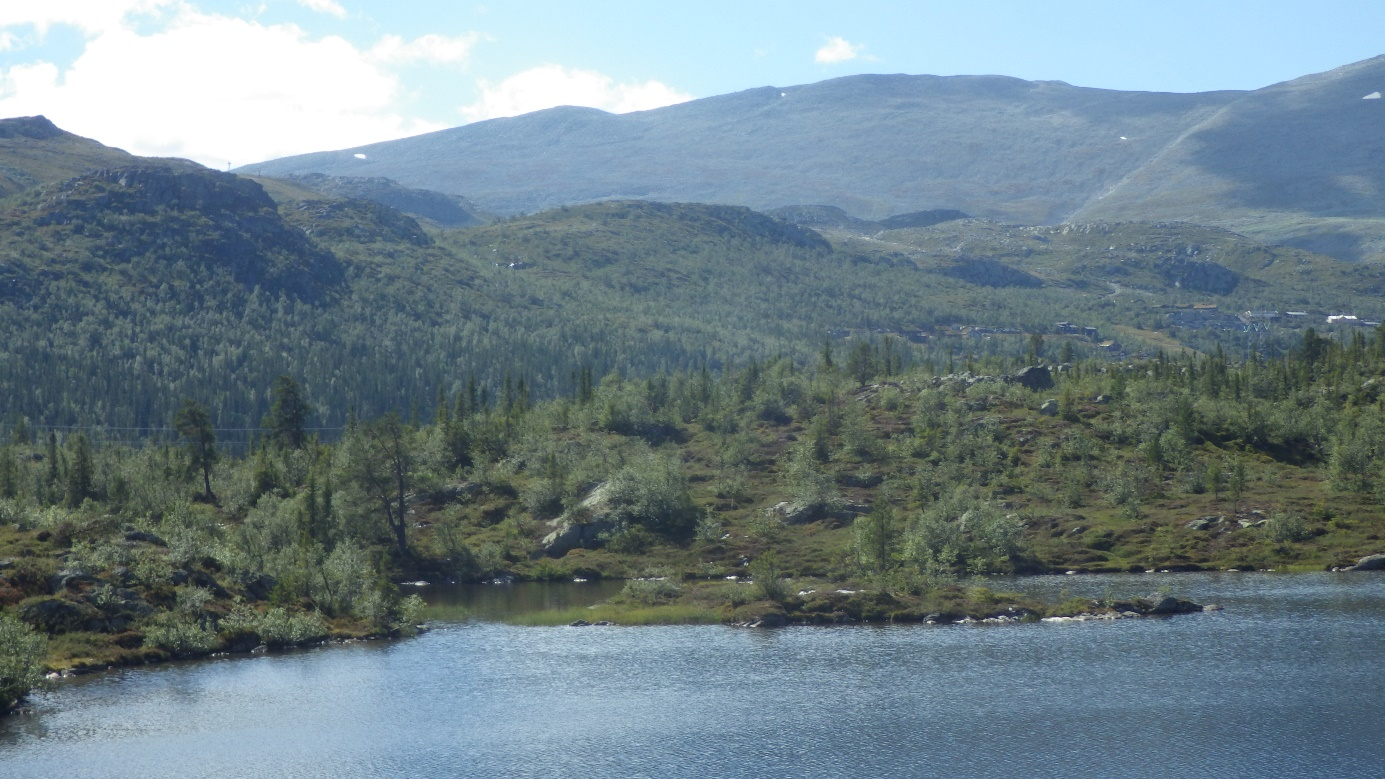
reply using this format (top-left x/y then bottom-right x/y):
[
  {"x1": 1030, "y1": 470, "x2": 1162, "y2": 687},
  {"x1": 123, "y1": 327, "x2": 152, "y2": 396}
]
[{"x1": 236, "y1": 56, "x2": 1385, "y2": 260}]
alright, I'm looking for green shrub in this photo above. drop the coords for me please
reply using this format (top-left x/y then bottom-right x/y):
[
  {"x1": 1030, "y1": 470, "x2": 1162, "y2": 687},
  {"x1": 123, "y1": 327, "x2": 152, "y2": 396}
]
[
  {"x1": 617, "y1": 578, "x2": 682, "y2": 606},
  {"x1": 144, "y1": 613, "x2": 218, "y2": 655},
  {"x1": 255, "y1": 608, "x2": 328, "y2": 647},
  {"x1": 749, "y1": 554, "x2": 789, "y2": 603},
  {"x1": 1265, "y1": 511, "x2": 1310, "y2": 543},
  {"x1": 0, "y1": 614, "x2": 48, "y2": 712}
]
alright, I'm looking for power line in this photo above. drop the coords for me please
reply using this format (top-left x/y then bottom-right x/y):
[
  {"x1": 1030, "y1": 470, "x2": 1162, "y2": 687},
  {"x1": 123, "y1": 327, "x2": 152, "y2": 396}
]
[{"x1": 23, "y1": 424, "x2": 347, "y2": 433}]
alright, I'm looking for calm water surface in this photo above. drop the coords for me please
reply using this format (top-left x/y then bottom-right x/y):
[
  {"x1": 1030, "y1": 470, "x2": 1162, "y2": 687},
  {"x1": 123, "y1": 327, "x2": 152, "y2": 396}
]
[{"x1": 3, "y1": 572, "x2": 1383, "y2": 778}]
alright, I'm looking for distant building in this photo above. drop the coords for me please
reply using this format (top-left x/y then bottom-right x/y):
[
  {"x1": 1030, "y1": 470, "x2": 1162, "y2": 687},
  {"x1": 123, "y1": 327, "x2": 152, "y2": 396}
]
[{"x1": 1327, "y1": 314, "x2": 1359, "y2": 325}]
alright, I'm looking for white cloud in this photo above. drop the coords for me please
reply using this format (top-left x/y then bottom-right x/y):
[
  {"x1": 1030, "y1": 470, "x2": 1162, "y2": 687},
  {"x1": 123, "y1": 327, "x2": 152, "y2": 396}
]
[
  {"x1": 461, "y1": 64, "x2": 692, "y2": 122},
  {"x1": 0, "y1": 6, "x2": 450, "y2": 166},
  {"x1": 371, "y1": 32, "x2": 481, "y2": 66},
  {"x1": 0, "y1": 1, "x2": 177, "y2": 37},
  {"x1": 815, "y1": 36, "x2": 862, "y2": 64},
  {"x1": 296, "y1": 0, "x2": 347, "y2": 18}
]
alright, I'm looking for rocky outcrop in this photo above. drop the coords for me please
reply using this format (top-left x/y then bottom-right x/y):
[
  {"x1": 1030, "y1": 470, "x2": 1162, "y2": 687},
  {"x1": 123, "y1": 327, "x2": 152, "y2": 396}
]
[{"x1": 540, "y1": 483, "x2": 620, "y2": 557}]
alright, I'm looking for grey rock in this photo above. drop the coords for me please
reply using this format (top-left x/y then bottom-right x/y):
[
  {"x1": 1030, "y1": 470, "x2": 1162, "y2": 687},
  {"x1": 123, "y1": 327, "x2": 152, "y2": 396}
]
[
  {"x1": 47, "y1": 570, "x2": 97, "y2": 594},
  {"x1": 1009, "y1": 364, "x2": 1055, "y2": 390},
  {"x1": 1148, "y1": 596, "x2": 1201, "y2": 615},
  {"x1": 1039, "y1": 399, "x2": 1059, "y2": 416},
  {"x1": 1346, "y1": 553, "x2": 1385, "y2": 571},
  {"x1": 766, "y1": 501, "x2": 826, "y2": 525},
  {"x1": 1185, "y1": 518, "x2": 1212, "y2": 531}
]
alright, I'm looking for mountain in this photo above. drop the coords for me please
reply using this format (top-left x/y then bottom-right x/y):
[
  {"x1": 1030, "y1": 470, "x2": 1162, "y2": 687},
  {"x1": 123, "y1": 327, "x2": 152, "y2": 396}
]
[
  {"x1": 238, "y1": 56, "x2": 1385, "y2": 260},
  {"x1": 238, "y1": 76, "x2": 1237, "y2": 224}
]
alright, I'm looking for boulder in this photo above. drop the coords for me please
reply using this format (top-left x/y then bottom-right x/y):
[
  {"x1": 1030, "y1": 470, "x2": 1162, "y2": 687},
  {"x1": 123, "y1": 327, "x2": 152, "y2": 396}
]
[
  {"x1": 47, "y1": 569, "x2": 97, "y2": 594},
  {"x1": 1009, "y1": 365, "x2": 1055, "y2": 390},
  {"x1": 540, "y1": 482, "x2": 620, "y2": 557},
  {"x1": 1148, "y1": 596, "x2": 1202, "y2": 615},
  {"x1": 123, "y1": 530, "x2": 167, "y2": 546},
  {"x1": 766, "y1": 501, "x2": 825, "y2": 524},
  {"x1": 236, "y1": 572, "x2": 278, "y2": 602},
  {"x1": 1345, "y1": 553, "x2": 1385, "y2": 571},
  {"x1": 1185, "y1": 518, "x2": 1212, "y2": 531},
  {"x1": 1039, "y1": 399, "x2": 1059, "y2": 416},
  {"x1": 541, "y1": 516, "x2": 618, "y2": 557}
]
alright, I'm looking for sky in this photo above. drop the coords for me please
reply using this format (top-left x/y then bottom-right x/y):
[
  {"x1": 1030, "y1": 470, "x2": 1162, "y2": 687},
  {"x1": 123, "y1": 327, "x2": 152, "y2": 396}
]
[{"x1": 1, "y1": 1, "x2": 1383, "y2": 169}]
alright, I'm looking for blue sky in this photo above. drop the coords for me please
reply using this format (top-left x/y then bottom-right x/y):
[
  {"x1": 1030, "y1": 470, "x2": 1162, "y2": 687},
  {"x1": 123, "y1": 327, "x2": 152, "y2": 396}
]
[{"x1": 1, "y1": 1, "x2": 1383, "y2": 167}]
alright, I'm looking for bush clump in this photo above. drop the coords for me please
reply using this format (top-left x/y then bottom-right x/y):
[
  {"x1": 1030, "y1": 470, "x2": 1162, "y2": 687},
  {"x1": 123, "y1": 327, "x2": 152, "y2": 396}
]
[{"x1": 0, "y1": 614, "x2": 48, "y2": 712}]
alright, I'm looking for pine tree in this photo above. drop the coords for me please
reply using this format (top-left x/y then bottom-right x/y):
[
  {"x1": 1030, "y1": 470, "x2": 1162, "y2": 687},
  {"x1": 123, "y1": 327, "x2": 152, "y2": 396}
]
[
  {"x1": 175, "y1": 399, "x2": 218, "y2": 500},
  {"x1": 64, "y1": 434, "x2": 93, "y2": 508},
  {"x1": 263, "y1": 375, "x2": 311, "y2": 449}
]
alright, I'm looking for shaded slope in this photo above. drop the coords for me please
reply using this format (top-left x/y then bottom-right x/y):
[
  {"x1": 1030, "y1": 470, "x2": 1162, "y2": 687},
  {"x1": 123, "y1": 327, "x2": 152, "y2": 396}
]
[
  {"x1": 1072, "y1": 56, "x2": 1385, "y2": 259},
  {"x1": 275, "y1": 173, "x2": 493, "y2": 227},
  {"x1": 0, "y1": 165, "x2": 343, "y2": 304}
]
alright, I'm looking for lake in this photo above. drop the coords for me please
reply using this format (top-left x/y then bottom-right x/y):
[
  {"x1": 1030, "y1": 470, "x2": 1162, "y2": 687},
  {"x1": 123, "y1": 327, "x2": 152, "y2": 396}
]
[{"x1": 3, "y1": 572, "x2": 1383, "y2": 778}]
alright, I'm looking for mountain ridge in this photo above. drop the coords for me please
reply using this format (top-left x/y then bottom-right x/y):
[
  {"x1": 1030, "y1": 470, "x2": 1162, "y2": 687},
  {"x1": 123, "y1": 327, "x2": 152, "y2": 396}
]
[{"x1": 238, "y1": 57, "x2": 1385, "y2": 260}]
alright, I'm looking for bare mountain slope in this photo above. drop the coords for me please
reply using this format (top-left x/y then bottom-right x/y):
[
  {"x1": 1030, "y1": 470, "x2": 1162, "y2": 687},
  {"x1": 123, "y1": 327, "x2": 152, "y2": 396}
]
[{"x1": 239, "y1": 74, "x2": 1238, "y2": 223}]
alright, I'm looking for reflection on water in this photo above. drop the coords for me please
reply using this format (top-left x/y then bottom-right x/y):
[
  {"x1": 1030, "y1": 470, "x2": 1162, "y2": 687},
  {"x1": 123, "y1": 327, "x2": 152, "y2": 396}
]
[
  {"x1": 3, "y1": 573, "x2": 1384, "y2": 778},
  {"x1": 420, "y1": 579, "x2": 626, "y2": 621}
]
